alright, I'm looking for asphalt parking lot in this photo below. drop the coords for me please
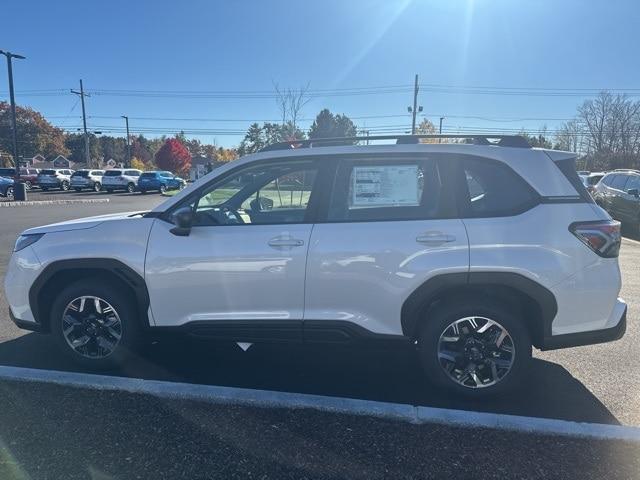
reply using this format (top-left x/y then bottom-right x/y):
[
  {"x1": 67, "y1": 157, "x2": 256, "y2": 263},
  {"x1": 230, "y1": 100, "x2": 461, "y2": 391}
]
[{"x1": 1, "y1": 194, "x2": 639, "y2": 478}]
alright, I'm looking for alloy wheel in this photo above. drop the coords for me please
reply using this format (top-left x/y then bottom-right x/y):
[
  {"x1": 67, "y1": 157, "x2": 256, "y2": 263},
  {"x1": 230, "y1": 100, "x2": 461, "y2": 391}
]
[
  {"x1": 437, "y1": 316, "x2": 515, "y2": 389},
  {"x1": 6, "y1": 186, "x2": 14, "y2": 201},
  {"x1": 61, "y1": 296, "x2": 123, "y2": 359}
]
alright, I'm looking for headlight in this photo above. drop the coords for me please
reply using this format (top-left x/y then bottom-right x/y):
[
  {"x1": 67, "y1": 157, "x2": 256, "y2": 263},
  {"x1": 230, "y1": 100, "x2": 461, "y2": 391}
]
[{"x1": 14, "y1": 233, "x2": 44, "y2": 252}]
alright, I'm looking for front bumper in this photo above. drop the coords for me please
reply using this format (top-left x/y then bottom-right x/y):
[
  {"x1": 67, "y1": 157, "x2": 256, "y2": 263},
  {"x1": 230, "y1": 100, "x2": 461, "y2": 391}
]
[
  {"x1": 540, "y1": 300, "x2": 627, "y2": 350},
  {"x1": 4, "y1": 246, "x2": 43, "y2": 329}
]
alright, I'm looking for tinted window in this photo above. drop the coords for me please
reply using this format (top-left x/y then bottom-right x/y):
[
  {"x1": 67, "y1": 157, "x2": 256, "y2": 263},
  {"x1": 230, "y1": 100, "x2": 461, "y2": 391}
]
[
  {"x1": 72, "y1": 171, "x2": 89, "y2": 177},
  {"x1": 40, "y1": 169, "x2": 56, "y2": 175},
  {"x1": 91, "y1": 171, "x2": 104, "y2": 176},
  {"x1": 125, "y1": 170, "x2": 140, "y2": 177},
  {"x1": 140, "y1": 172, "x2": 157, "y2": 179},
  {"x1": 625, "y1": 175, "x2": 640, "y2": 192},
  {"x1": 610, "y1": 174, "x2": 629, "y2": 190},
  {"x1": 104, "y1": 170, "x2": 122, "y2": 176},
  {"x1": 0, "y1": 168, "x2": 14, "y2": 176},
  {"x1": 460, "y1": 157, "x2": 538, "y2": 217},
  {"x1": 191, "y1": 161, "x2": 319, "y2": 226},
  {"x1": 587, "y1": 174, "x2": 604, "y2": 185},
  {"x1": 328, "y1": 158, "x2": 441, "y2": 222},
  {"x1": 160, "y1": 172, "x2": 174, "y2": 177}
]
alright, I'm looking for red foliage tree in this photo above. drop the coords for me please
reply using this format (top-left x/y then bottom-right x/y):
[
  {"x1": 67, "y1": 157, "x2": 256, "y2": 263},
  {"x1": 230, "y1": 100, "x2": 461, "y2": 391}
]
[{"x1": 154, "y1": 138, "x2": 191, "y2": 175}]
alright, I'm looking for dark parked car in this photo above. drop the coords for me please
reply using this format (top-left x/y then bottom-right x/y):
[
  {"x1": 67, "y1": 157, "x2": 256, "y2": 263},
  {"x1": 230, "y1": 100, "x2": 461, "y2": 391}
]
[
  {"x1": 0, "y1": 167, "x2": 40, "y2": 190},
  {"x1": 0, "y1": 176, "x2": 14, "y2": 200},
  {"x1": 137, "y1": 171, "x2": 186, "y2": 194},
  {"x1": 593, "y1": 169, "x2": 640, "y2": 233}
]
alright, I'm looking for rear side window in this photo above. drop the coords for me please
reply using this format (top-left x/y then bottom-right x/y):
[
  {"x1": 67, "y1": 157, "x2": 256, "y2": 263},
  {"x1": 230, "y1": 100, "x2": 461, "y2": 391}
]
[
  {"x1": 328, "y1": 158, "x2": 442, "y2": 222},
  {"x1": 140, "y1": 172, "x2": 156, "y2": 179},
  {"x1": 553, "y1": 157, "x2": 593, "y2": 203},
  {"x1": 610, "y1": 174, "x2": 629, "y2": 190},
  {"x1": 72, "y1": 171, "x2": 89, "y2": 177},
  {"x1": 625, "y1": 175, "x2": 640, "y2": 192},
  {"x1": 459, "y1": 157, "x2": 538, "y2": 217},
  {"x1": 601, "y1": 174, "x2": 615, "y2": 186},
  {"x1": 41, "y1": 169, "x2": 55, "y2": 175},
  {"x1": 125, "y1": 170, "x2": 140, "y2": 177},
  {"x1": 104, "y1": 170, "x2": 122, "y2": 176}
]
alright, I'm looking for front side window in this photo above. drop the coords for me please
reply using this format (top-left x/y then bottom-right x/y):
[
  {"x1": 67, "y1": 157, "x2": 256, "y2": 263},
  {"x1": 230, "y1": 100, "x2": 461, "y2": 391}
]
[
  {"x1": 460, "y1": 157, "x2": 538, "y2": 217},
  {"x1": 610, "y1": 174, "x2": 629, "y2": 191},
  {"x1": 328, "y1": 158, "x2": 441, "y2": 222},
  {"x1": 625, "y1": 175, "x2": 640, "y2": 192},
  {"x1": 189, "y1": 161, "x2": 319, "y2": 226}
]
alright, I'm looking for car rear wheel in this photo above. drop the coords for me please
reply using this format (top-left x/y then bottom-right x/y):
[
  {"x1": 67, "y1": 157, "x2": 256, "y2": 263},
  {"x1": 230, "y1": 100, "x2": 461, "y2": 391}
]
[
  {"x1": 41, "y1": 187, "x2": 49, "y2": 192},
  {"x1": 6, "y1": 186, "x2": 14, "y2": 201},
  {"x1": 93, "y1": 182, "x2": 101, "y2": 192},
  {"x1": 139, "y1": 189, "x2": 147, "y2": 195},
  {"x1": 50, "y1": 279, "x2": 141, "y2": 369},
  {"x1": 25, "y1": 181, "x2": 32, "y2": 191},
  {"x1": 106, "y1": 188, "x2": 113, "y2": 193},
  {"x1": 418, "y1": 298, "x2": 531, "y2": 397},
  {"x1": 159, "y1": 184, "x2": 167, "y2": 194},
  {"x1": 61, "y1": 180, "x2": 70, "y2": 191},
  {"x1": 74, "y1": 187, "x2": 82, "y2": 192},
  {"x1": 126, "y1": 182, "x2": 135, "y2": 193}
]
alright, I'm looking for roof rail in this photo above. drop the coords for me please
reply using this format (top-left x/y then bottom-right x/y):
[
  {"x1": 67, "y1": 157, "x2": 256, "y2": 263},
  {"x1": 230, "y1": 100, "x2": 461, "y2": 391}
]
[
  {"x1": 613, "y1": 168, "x2": 640, "y2": 173},
  {"x1": 259, "y1": 134, "x2": 531, "y2": 152}
]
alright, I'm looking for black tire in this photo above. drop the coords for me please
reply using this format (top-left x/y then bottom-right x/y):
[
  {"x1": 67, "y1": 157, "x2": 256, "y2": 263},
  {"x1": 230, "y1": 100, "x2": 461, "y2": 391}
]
[
  {"x1": 106, "y1": 188, "x2": 113, "y2": 194},
  {"x1": 25, "y1": 181, "x2": 32, "y2": 191},
  {"x1": 127, "y1": 182, "x2": 135, "y2": 193},
  {"x1": 41, "y1": 186, "x2": 49, "y2": 192},
  {"x1": 74, "y1": 187, "x2": 82, "y2": 192},
  {"x1": 93, "y1": 182, "x2": 101, "y2": 192},
  {"x1": 418, "y1": 297, "x2": 531, "y2": 398},
  {"x1": 6, "y1": 186, "x2": 14, "y2": 201},
  {"x1": 50, "y1": 279, "x2": 141, "y2": 370},
  {"x1": 159, "y1": 184, "x2": 167, "y2": 194},
  {"x1": 61, "y1": 180, "x2": 70, "y2": 191},
  {"x1": 139, "y1": 189, "x2": 147, "y2": 195}
]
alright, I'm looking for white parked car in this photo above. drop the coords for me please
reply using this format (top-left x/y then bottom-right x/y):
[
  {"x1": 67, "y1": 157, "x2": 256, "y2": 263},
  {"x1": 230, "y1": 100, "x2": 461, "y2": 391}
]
[
  {"x1": 37, "y1": 169, "x2": 74, "y2": 191},
  {"x1": 71, "y1": 169, "x2": 105, "y2": 192},
  {"x1": 101, "y1": 169, "x2": 142, "y2": 193},
  {"x1": 4, "y1": 135, "x2": 626, "y2": 397}
]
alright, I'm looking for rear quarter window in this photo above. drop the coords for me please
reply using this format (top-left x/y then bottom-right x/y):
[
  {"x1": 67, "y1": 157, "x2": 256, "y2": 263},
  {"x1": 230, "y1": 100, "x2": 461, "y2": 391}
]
[
  {"x1": 610, "y1": 175, "x2": 630, "y2": 190},
  {"x1": 458, "y1": 157, "x2": 539, "y2": 217}
]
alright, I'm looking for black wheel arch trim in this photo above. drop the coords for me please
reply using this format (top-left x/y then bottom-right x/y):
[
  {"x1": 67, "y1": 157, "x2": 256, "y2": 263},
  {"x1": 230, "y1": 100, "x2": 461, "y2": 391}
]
[
  {"x1": 400, "y1": 271, "x2": 558, "y2": 347},
  {"x1": 28, "y1": 258, "x2": 151, "y2": 332}
]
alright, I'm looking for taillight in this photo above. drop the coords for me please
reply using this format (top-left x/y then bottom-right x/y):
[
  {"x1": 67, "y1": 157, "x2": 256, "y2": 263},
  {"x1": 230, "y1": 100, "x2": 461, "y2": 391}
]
[{"x1": 570, "y1": 220, "x2": 621, "y2": 258}]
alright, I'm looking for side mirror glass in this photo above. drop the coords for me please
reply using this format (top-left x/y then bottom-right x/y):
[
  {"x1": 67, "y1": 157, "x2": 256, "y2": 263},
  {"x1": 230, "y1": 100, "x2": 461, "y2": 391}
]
[
  {"x1": 627, "y1": 188, "x2": 639, "y2": 197},
  {"x1": 170, "y1": 206, "x2": 194, "y2": 236}
]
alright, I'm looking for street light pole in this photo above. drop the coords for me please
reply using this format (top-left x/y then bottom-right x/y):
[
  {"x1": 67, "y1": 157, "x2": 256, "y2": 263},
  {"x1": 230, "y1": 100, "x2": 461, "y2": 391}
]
[
  {"x1": 0, "y1": 50, "x2": 26, "y2": 198},
  {"x1": 71, "y1": 80, "x2": 91, "y2": 167},
  {"x1": 439, "y1": 116, "x2": 445, "y2": 143},
  {"x1": 122, "y1": 115, "x2": 131, "y2": 167}
]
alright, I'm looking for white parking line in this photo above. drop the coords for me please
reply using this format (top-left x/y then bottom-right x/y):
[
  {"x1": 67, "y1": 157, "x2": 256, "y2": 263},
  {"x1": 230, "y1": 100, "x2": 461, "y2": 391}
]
[
  {"x1": 0, "y1": 365, "x2": 639, "y2": 442},
  {"x1": 623, "y1": 236, "x2": 640, "y2": 246}
]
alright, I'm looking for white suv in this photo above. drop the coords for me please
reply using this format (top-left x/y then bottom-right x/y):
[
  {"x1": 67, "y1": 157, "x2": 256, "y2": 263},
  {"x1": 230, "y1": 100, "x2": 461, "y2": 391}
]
[
  {"x1": 37, "y1": 169, "x2": 74, "y2": 191},
  {"x1": 4, "y1": 135, "x2": 626, "y2": 396},
  {"x1": 102, "y1": 169, "x2": 142, "y2": 193},
  {"x1": 71, "y1": 169, "x2": 105, "y2": 192}
]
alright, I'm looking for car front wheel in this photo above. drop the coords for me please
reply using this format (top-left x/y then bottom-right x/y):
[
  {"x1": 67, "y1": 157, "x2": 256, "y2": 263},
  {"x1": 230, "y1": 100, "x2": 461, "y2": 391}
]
[
  {"x1": 127, "y1": 183, "x2": 135, "y2": 193},
  {"x1": 94, "y1": 182, "x2": 102, "y2": 192},
  {"x1": 61, "y1": 180, "x2": 70, "y2": 191},
  {"x1": 50, "y1": 279, "x2": 140, "y2": 369},
  {"x1": 418, "y1": 298, "x2": 531, "y2": 397},
  {"x1": 159, "y1": 184, "x2": 167, "y2": 194},
  {"x1": 6, "y1": 186, "x2": 14, "y2": 201}
]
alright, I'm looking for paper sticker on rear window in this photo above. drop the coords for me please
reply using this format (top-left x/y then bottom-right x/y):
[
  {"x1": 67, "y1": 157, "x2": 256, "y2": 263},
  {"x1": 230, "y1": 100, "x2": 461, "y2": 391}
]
[{"x1": 350, "y1": 165, "x2": 420, "y2": 208}]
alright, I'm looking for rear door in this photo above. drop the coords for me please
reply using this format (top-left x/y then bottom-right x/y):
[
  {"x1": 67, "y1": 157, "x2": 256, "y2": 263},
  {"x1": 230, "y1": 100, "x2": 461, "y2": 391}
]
[
  {"x1": 304, "y1": 154, "x2": 469, "y2": 337},
  {"x1": 617, "y1": 174, "x2": 640, "y2": 223},
  {"x1": 609, "y1": 174, "x2": 630, "y2": 219}
]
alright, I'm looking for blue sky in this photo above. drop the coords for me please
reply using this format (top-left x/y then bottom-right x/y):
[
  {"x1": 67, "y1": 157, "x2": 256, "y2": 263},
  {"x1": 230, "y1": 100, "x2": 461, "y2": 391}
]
[{"x1": 2, "y1": 0, "x2": 640, "y2": 147}]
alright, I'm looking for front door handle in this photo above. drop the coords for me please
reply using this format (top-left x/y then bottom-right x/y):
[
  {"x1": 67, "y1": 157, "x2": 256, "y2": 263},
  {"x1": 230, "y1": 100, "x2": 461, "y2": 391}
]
[
  {"x1": 268, "y1": 236, "x2": 305, "y2": 248},
  {"x1": 416, "y1": 232, "x2": 456, "y2": 245}
]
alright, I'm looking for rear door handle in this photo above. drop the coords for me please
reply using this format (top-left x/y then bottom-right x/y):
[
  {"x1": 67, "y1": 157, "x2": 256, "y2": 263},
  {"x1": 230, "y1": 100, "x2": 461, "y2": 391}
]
[
  {"x1": 416, "y1": 232, "x2": 456, "y2": 245},
  {"x1": 268, "y1": 237, "x2": 305, "y2": 248}
]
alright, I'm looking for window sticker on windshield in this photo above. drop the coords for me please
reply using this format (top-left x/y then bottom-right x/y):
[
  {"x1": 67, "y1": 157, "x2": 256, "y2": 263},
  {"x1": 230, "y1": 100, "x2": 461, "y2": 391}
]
[{"x1": 351, "y1": 165, "x2": 420, "y2": 208}]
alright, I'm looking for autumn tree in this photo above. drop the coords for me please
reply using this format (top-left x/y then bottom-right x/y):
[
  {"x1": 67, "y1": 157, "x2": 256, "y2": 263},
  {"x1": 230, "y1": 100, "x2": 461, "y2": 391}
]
[
  {"x1": 0, "y1": 102, "x2": 69, "y2": 161},
  {"x1": 155, "y1": 138, "x2": 191, "y2": 175}
]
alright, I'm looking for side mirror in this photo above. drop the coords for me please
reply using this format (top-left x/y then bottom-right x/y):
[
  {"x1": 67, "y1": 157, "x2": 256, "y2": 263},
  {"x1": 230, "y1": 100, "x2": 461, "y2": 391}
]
[
  {"x1": 627, "y1": 188, "x2": 639, "y2": 197},
  {"x1": 170, "y1": 206, "x2": 194, "y2": 236}
]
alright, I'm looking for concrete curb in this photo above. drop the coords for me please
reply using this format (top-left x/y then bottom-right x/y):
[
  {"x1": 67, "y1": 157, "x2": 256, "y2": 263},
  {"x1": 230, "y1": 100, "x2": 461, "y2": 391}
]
[
  {"x1": 0, "y1": 365, "x2": 639, "y2": 442},
  {"x1": 0, "y1": 198, "x2": 110, "y2": 207}
]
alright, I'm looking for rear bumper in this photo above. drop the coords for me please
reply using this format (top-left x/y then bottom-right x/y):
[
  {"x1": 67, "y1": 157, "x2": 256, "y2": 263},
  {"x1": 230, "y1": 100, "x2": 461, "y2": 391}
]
[{"x1": 540, "y1": 300, "x2": 627, "y2": 350}]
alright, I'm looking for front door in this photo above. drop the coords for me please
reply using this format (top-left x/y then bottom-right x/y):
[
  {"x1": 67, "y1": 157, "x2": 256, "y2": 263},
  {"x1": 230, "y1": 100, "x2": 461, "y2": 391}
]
[
  {"x1": 616, "y1": 174, "x2": 640, "y2": 224},
  {"x1": 145, "y1": 159, "x2": 323, "y2": 337}
]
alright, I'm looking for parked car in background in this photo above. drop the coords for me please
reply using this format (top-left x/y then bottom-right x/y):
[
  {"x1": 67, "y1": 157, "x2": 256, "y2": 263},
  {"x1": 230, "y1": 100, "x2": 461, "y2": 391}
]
[
  {"x1": 0, "y1": 176, "x2": 14, "y2": 200},
  {"x1": 37, "y1": 169, "x2": 74, "y2": 191},
  {"x1": 593, "y1": 169, "x2": 640, "y2": 234},
  {"x1": 4, "y1": 135, "x2": 626, "y2": 398},
  {"x1": 582, "y1": 171, "x2": 606, "y2": 195},
  {"x1": 137, "y1": 171, "x2": 187, "y2": 194},
  {"x1": 102, "y1": 169, "x2": 142, "y2": 193},
  {"x1": 0, "y1": 167, "x2": 40, "y2": 190},
  {"x1": 71, "y1": 169, "x2": 104, "y2": 192}
]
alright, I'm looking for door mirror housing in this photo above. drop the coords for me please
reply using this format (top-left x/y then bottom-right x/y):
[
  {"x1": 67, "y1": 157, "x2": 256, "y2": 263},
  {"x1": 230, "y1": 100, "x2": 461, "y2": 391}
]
[
  {"x1": 627, "y1": 188, "x2": 639, "y2": 197},
  {"x1": 170, "y1": 206, "x2": 194, "y2": 236}
]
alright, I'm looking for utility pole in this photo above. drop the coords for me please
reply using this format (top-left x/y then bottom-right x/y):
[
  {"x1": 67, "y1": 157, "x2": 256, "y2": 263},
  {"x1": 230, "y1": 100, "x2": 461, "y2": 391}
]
[
  {"x1": 71, "y1": 80, "x2": 91, "y2": 167},
  {"x1": 439, "y1": 116, "x2": 445, "y2": 143},
  {"x1": 121, "y1": 115, "x2": 131, "y2": 167},
  {"x1": 407, "y1": 74, "x2": 422, "y2": 135},
  {"x1": 0, "y1": 50, "x2": 26, "y2": 199}
]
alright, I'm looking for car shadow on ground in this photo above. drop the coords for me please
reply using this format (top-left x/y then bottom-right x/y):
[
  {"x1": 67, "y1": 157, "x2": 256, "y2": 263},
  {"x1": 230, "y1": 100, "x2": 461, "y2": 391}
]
[{"x1": 0, "y1": 332, "x2": 619, "y2": 425}]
